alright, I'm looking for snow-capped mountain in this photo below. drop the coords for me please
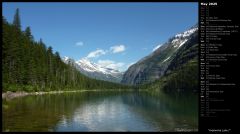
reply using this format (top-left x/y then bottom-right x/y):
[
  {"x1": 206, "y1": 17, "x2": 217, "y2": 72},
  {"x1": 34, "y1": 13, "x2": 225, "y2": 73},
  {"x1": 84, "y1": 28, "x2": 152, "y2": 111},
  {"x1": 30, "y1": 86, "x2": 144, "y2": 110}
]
[
  {"x1": 171, "y1": 26, "x2": 198, "y2": 49},
  {"x1": 122, "y1": 25, "x2": 198, "y2": 85},
  {"x1": 62, "y1": 57, "x2": 123, "y2": 83}
]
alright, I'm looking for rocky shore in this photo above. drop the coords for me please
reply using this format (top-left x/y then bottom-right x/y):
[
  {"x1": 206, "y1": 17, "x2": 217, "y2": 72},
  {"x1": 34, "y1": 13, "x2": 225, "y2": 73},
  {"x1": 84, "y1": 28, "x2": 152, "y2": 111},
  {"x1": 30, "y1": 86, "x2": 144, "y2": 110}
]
[
  {"x1": 3, "y1": 91, "x2": 27, "y2": 99},
  {"x1": 2, "y1": 89, "x2": 134, "y2": 100},
  {"x1": 2, "y1": 90, "x2": 79, "y2": 100}
]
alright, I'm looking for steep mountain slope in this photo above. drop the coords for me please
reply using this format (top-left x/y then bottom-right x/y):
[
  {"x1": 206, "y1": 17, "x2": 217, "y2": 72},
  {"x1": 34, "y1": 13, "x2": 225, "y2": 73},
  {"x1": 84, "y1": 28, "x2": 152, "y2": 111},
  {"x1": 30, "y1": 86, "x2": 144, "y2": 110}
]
[
  {"x1": 63, "y1": 57, "x2": 123, "y2": 83},
  {"x1": 121, "y1": 25, "x2": 198, "y2": 86}
]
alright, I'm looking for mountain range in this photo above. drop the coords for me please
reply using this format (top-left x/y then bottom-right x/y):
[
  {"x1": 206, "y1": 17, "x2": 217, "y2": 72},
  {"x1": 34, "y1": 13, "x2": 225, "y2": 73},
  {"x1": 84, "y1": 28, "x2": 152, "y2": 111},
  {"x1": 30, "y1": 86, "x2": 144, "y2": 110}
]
[
  {"x1": 62, "y1": 24, "x2": 198, "y2": 93},
  {"x1": 62, "y1": 57, "x2": 123, "y2": 83}
]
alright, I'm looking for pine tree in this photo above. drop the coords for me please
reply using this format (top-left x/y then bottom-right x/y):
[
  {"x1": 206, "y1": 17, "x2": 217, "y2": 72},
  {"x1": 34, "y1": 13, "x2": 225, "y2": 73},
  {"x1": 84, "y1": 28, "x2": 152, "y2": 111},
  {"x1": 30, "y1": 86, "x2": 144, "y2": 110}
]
[
  {"x1": 24, "y1": 26, "x2": 33, "y2": 41},
  {"x1": 3, "y1": 12, "x2": 131, "y2": 92},
  {"x1": 13, "y1": 8, "x2": 21, "y2": 29}
]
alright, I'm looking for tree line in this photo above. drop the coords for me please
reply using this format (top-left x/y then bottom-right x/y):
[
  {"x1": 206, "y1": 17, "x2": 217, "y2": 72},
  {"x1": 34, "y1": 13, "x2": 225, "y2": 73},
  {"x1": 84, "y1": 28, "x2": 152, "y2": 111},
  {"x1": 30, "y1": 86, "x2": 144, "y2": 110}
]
[{"x1": 2, "y1": 9, "x2": 131, "y2": 92}]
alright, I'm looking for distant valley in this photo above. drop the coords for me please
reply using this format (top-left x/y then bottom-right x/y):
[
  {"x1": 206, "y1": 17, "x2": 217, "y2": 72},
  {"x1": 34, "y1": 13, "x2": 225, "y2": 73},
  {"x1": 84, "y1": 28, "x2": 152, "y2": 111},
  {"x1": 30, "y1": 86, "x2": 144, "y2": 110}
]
[{"x1": 62, "y1": 57, "x2": 123, "y2": 83}]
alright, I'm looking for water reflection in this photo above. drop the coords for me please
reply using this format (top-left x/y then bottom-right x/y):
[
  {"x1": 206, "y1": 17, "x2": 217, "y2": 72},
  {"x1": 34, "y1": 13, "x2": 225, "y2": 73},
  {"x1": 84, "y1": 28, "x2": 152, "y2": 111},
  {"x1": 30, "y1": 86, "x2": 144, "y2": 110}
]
[
  {"x1": 3, "y1": 91, "x2": 198, "y2": 132},
  {"x1": 120, "y1": 92, "x2": 198, "y2": 131}
]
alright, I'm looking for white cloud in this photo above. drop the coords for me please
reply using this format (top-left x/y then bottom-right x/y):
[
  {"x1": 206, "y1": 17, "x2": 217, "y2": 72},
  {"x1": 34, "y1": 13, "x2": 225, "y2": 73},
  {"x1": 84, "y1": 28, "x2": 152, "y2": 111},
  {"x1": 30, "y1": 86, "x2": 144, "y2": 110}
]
[
  {"x1": 76, "y1": 41, "x2": 84, "y2": 46},
  {"x1": 86, "y1": 49, "x2": 106, "y2": 58},
  {"x1": 97, "y1": 60, "x2": 125, "y2": 70},
  {"x1": 110, "y1": 45, "x2": 125, "y2": 53},
  {"x1": 97, "y1": 60, "x2": 114, "y2": 67},
  {"x1": 108, "y1": 63, "x2": 125, "y2": 70},
  {"x1": 152, "y1": 44, "x2": 162, "y2": 52}
]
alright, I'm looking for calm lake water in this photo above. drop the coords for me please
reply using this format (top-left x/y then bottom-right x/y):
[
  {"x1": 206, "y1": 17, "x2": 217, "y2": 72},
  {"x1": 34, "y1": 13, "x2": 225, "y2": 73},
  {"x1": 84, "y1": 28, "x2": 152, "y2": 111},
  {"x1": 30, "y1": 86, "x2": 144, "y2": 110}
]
[{"x1": 2, "y1": 91, "x2": 198, "y2": 132}]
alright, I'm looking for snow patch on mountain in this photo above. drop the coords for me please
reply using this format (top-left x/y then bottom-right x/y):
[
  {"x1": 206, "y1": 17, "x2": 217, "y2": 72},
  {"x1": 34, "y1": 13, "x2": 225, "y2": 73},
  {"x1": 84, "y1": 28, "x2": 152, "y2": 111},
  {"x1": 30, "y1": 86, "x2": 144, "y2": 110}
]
[
  {"x1": 171, "y1": 27, "x2": 197, "y2": 49},
  {"x1": 162, "y1": 56, "x2": 171, "y2": 63},
  {"x1": 62, "y1": 57, "x2": 123, "y2": 83},
  {"x1": 175, "y1": 27, "x2": 198, "y2": 38},
  {"x1": 178, "y1": 39, "x2": 188, "y2": 49}
]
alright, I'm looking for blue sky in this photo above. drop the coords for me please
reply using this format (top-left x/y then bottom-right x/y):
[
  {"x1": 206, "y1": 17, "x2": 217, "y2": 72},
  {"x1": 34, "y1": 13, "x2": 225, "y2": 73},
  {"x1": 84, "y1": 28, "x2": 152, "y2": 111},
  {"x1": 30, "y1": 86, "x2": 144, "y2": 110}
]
[{"x1": 2, "y1": 2, "x2": 198, "y2": 71}]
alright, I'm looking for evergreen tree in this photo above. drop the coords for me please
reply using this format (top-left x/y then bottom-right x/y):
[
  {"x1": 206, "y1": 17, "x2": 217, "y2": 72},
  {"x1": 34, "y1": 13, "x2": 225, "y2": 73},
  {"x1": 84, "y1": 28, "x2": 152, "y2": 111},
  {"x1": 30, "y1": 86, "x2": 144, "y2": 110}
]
[
  {"x1": 24, "y1": 26, "x2": 33, "y2": 41},
  {"x1": 2, "y1": 11, "x2": 132, "y2": 92},
  {"x1": 13, "y1": 8, "x2": 21, "y2": 29}
]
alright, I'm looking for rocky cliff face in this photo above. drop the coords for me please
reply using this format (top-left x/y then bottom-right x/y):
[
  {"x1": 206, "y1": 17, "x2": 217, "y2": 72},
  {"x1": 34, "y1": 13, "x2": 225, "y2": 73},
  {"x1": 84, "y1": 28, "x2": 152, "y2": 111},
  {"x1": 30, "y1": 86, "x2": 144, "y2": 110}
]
[{"x1": 121, "y1": 25, "x2": 198, "y2": 85}]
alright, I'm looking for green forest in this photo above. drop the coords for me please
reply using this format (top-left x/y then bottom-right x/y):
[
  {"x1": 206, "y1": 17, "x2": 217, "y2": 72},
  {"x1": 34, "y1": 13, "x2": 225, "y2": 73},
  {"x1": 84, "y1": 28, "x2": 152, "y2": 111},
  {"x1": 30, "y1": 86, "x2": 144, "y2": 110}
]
[
  {"x1": 140, "y1": 59, "x2": 198, "y2": 94},
  {"x1": 2, "y1": 9, "x2": 198, "y2": 94},
  {"x1": 2, "y1": 9, "x2": 131, "y2": 92}
]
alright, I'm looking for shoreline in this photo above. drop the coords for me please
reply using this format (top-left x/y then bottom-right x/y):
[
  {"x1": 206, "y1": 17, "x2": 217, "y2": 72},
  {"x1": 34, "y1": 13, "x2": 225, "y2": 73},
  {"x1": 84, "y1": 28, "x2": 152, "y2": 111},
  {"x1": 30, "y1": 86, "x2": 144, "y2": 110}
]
[
  {"x1": 2, "y1": 89, "x2": 138, "y2": 100},
  {"x1": 2, "y1": 90, "x2": 81, "y2": 100}
]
